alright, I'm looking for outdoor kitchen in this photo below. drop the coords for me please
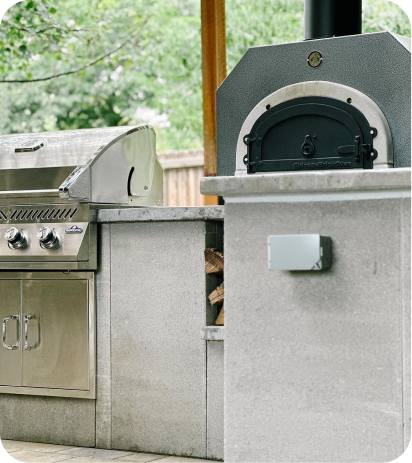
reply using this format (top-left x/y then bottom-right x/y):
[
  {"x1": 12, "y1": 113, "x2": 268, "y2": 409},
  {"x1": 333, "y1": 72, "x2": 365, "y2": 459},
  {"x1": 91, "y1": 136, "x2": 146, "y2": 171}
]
[
  {"x1": 0, "y1": 127, "x2": 224, "y2": 460},
  {"x1": 0, "y1": 0, "x2": 411, "y2": 463}
]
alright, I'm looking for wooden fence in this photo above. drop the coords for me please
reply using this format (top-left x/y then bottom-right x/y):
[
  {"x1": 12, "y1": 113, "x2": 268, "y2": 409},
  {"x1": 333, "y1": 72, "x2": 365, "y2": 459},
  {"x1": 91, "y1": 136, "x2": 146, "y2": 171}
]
[{"x1": 157, "y1": 149, "x2": 205, "y2": 206}]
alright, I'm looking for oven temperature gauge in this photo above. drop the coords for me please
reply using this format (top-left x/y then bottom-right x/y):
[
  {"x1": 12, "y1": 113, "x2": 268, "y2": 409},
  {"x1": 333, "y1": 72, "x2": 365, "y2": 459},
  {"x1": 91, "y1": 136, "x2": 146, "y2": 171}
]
[
  {"x1": 5, "y1": 227, "x2": 27, "y2": 249},
  {"x1": 37, "y1": 227, "x2": 60, "y2": 250}
]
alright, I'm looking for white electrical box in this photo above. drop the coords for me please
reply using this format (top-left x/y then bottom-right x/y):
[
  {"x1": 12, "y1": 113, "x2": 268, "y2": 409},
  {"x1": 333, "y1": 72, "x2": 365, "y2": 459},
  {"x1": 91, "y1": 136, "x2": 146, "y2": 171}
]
[{"x1": 268, "y1": 234, "x2": 332, "y2": 271}]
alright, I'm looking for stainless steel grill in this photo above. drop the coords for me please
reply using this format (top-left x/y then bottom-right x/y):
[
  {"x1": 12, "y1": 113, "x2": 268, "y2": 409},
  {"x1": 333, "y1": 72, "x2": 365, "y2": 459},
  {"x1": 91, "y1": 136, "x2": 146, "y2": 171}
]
[
  {"x1": 0, "y1": 125, "x2": 163, "y2": 271},
  {"x1": 0, "y1": 126, "x2": 163, "y2": 399}
]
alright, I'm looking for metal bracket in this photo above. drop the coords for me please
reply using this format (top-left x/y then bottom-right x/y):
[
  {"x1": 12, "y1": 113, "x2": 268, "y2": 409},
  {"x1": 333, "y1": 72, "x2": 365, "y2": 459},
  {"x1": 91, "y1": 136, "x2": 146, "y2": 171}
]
[
  {"x1": 243, "y1": 134, "x2": 262, "y2": 146},
  {"x1": 243, "y1": 134, "x2": 263, "y2": 172}
]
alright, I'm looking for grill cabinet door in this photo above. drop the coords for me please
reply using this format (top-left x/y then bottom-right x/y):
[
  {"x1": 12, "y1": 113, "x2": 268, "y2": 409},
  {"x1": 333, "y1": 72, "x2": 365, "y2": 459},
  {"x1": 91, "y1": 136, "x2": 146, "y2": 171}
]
[
  {"x1": 0, "y1": 280, "x2": 22, "y2": 386},
  {"x1": 22, "y1": 279, "x2": 89, "y2": 390}
]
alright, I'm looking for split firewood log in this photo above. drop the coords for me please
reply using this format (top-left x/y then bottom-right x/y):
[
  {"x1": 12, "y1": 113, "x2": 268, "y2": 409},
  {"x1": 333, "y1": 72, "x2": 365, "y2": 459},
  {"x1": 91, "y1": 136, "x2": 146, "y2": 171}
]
[
  {"x1": 205, "y1": 248, "x2": 224, "y2": 275},
  {"x1": 214, "y1": 306, "x2": 225, "y2": 326},
  {"x1": 208, "y1": 282, "x2": 224, "y2": 305}
]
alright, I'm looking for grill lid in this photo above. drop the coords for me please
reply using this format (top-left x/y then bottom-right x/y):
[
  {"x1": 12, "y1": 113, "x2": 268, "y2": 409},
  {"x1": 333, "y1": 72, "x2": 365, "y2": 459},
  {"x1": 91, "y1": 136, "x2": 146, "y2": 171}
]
[
  {"x1": 0, "y1": 127, "x2": 133, "y2": 170},
  {"x1": 0, "y1": 126, "x2": 161, "y2": 204}
]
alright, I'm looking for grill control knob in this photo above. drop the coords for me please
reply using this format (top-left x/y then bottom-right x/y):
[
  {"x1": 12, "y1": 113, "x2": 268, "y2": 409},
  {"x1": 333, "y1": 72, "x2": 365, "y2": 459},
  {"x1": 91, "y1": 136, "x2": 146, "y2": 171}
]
[
  {"x1": 37, "y1": 227, "x2": 60, "y2": 249},
  {"x1": 5, "y1": 227, "x2": 27, "y2": 249}
]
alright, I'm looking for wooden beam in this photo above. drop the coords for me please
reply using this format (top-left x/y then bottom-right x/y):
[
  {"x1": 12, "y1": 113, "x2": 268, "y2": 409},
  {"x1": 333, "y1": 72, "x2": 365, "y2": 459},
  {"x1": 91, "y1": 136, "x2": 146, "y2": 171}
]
[{"x1": 201, "y1": 0, "x2": 226, "y2": 205}]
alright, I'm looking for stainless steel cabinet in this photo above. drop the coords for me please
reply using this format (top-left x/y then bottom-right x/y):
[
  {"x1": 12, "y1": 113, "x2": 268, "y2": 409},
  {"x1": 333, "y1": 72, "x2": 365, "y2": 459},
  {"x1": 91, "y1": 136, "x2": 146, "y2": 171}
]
[
  {"x1": 0, "y1": 272, "x2": 95, "y2": 399},
  {"x1": 0, "y1": 280, "x2": 22, "y2": 387}
]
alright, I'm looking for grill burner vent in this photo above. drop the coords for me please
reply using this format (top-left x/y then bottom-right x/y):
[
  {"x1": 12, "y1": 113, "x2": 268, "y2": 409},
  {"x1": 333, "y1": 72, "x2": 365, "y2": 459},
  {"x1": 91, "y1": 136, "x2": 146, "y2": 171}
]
[{"x1": 0, "y1": 207, "x2": 78, "y2": 222}]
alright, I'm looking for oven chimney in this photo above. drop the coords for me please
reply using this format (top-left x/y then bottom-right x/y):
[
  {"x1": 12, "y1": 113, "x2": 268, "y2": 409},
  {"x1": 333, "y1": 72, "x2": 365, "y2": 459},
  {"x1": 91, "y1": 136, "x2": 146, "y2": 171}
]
[{"x1": 304, "y1": 0, "x2": 362, "y2": 40}]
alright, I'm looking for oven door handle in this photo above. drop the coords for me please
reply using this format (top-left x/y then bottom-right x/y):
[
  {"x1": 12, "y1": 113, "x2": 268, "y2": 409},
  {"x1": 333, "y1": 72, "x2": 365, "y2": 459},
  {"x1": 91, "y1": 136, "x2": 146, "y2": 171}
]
[
  {"x1": 24, "y1": 314, "x2": 39, "y2": 351},
  {"x1": 2, "y1": 315, "x2": 20, "y2": 350}
]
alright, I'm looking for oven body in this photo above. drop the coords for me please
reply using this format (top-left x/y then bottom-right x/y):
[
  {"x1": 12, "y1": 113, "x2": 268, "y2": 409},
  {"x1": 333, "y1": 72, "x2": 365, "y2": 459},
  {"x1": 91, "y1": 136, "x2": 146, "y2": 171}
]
[{"x1": 217, "y1": 32, "x2": 411, "y2": 176}]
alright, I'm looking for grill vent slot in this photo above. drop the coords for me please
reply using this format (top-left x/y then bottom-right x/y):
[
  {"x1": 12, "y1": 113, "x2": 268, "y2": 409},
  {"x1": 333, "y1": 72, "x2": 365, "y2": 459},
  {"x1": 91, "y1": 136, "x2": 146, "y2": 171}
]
[
  {"x1": 52, "y1": 209, "x2": 61, "y2": 219},
  {"x1": 40, "y1": 209, "x2": 50, "y2": 220},
  {"x1": 0, "y1": 207, "x2": 77, "y2": 221}
]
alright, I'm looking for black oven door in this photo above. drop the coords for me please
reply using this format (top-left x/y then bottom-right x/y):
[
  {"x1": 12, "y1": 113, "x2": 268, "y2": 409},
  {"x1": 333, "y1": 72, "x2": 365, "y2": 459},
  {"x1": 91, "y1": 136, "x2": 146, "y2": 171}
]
[{"x1": 243, "y1": 96, "x2": 378, "y2": 173}]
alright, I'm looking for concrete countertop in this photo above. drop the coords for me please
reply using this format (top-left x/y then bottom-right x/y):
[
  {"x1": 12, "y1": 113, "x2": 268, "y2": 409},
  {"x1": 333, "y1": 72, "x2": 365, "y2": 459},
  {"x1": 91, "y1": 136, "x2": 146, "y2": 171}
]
[
  {"x1": 97, "y1": 206, "x2": 224, "y2": 223},
  {"x1": 200, "y1": 168, "x2": 411, "y2": 198}
]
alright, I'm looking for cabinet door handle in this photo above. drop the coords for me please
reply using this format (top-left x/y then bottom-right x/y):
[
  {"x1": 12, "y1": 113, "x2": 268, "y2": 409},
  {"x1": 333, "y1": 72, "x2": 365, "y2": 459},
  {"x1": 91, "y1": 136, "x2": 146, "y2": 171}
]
[
  {"x1": 2, "y1": 315, "x2": 20, "y2": 350},
  {"x1": 24, "y1": 314, "x2": 38, "y2": 351}
]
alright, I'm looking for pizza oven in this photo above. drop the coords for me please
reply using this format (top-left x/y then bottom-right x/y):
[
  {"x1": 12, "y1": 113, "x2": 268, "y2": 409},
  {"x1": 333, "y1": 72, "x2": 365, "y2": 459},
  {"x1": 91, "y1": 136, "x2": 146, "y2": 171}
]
[{"x1": 216, "y1": 0, "x2": 411, "y2": 176}]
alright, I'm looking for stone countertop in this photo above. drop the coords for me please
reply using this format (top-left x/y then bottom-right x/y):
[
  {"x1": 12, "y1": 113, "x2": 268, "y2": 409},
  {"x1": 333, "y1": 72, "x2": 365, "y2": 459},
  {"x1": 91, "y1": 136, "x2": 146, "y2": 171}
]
[
  {"x1": 97, "y1": 206, "x2": 224, "y2": 223},
  {"x1": 200, "y1": 168, "x2": 411, "y2": 197}
]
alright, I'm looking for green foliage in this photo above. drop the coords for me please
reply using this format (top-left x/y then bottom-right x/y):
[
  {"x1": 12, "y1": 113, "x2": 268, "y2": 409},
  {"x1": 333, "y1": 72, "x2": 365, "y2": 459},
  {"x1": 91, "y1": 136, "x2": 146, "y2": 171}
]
[
  {"x1": 0, "y1": 0, "x2": 410, "y2": 150},
  {"x1": 0, "y1": 0, "x2": 150, "y2": 77},
  {"x1": 363, "y1": 0, "x2": 411, "y2": 35},
  {"x1": 0, "y1": 0, "x2": 203, "y2": 150},
  {"x1": 226, "y1": 0, "x2": 304, "y2": 71}
]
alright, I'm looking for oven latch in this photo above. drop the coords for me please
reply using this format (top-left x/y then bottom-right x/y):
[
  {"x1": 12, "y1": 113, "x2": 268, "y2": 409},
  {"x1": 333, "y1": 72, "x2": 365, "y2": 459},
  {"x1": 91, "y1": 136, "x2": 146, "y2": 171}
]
[{"x1": 338, "y1": 130, "x2": 378, "y2": 169}]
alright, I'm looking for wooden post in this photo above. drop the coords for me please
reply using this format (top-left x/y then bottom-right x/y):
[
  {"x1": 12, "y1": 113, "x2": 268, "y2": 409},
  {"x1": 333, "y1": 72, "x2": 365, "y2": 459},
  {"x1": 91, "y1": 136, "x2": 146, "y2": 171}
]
[{"x1": 201, "y1": 0, "x2": 226, "y2": 205}]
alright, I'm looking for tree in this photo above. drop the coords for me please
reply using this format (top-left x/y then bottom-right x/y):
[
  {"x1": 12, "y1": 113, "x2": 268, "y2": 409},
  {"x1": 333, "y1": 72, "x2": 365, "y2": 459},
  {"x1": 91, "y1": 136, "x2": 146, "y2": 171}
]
[
  {"x1": 0, "y1": 0, "x2": 145, "y2": 82},
  {"x1": 0, "y1": 0, "x2": 410, "y2": 150},
  {"x1": 0, "y1": 0, "x2": 203, "y2": 150}
]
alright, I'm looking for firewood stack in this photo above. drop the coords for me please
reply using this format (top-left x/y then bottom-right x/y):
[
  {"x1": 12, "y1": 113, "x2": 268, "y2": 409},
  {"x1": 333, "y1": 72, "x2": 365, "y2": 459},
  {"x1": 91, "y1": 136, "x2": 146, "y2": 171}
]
[{"x1": 205, "y1": 248, "x2": 224, "y2": 325}]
